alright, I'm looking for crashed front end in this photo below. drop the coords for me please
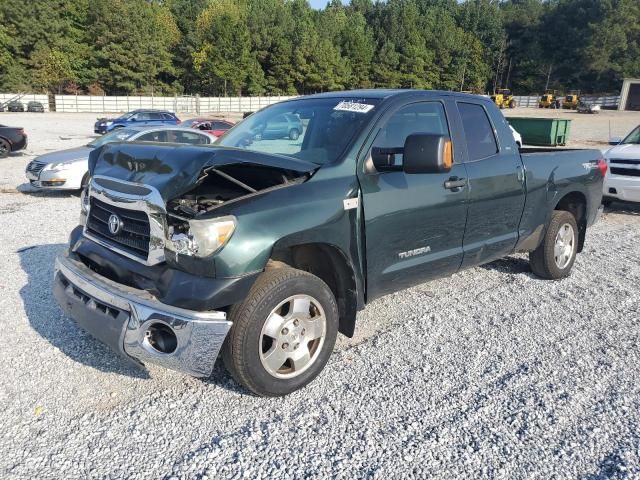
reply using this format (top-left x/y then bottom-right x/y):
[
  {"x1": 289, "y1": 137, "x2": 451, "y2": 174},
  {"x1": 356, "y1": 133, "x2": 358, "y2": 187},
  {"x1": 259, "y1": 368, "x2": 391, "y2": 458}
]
[{"x1": 53, "y1": 143, "x2": 315, "y2": 376}]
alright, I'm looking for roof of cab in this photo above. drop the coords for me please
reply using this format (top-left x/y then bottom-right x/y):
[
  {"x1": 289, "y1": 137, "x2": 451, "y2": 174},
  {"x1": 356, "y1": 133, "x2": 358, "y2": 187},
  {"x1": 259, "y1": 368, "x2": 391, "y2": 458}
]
[{"x1": 286, "y1": 89, "x2": 490, "y2": 102}]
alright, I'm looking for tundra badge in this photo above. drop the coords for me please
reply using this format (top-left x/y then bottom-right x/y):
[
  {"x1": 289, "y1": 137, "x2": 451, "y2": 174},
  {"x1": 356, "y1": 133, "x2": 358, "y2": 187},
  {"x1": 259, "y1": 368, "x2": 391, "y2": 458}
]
[{"x1": 398, "y1": 246, "x2": 431, "y2": 259}]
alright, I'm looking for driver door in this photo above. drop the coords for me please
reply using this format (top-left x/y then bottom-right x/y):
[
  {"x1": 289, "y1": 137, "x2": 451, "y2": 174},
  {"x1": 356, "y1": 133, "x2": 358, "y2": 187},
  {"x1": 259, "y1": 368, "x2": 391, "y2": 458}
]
[{"x1": 358, "y1": 101, "x2": 469, "y2": 300}]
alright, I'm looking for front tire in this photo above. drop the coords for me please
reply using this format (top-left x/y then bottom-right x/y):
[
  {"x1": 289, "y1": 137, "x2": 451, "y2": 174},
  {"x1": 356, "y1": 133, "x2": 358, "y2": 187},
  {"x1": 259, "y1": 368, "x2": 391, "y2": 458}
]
[
  {"x1": 529, "y1": 210, "x2": 579, "y2": 279},
  {"x1": 222, "y1": 266, "x2": 338, "y2": 396},
  {"x1": 288, "y1": 128, "x2": 300, "y2": 140}
]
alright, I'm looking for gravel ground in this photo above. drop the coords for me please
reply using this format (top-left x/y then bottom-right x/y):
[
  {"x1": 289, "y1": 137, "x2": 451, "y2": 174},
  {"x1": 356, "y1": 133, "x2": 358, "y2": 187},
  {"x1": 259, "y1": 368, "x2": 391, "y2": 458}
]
[{"x1": 1, "y1": 111, "x2": 640, "y2": 479}]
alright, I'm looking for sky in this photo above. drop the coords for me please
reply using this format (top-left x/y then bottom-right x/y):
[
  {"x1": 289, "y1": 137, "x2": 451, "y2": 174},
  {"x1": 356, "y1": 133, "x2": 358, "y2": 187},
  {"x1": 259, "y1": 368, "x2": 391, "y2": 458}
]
[{"x1": 309, "y1": 0, "x2": 349, "y2": 8}]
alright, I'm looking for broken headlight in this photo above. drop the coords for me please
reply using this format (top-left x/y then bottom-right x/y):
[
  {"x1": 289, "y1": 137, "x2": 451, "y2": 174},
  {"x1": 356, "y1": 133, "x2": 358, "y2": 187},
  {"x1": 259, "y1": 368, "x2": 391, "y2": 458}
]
[{"x1": 169, "y1": 216, "x2": 236, "y2": 258}]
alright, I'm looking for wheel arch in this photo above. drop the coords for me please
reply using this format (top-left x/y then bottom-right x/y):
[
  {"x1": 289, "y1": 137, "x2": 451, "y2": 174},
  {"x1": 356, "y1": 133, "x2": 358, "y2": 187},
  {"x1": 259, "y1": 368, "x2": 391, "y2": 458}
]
[
  {"x1": 269, "y1": 242, "x2": 359, "y2": 337},
  {"x1": 553, "y1": 190, "x2": 588, "y2": 252}
]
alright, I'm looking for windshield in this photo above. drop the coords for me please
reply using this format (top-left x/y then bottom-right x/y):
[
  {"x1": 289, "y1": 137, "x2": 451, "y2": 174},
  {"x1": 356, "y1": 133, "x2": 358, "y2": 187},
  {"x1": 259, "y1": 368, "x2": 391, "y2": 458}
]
[
  {"x1": 218, "y1": 97, "x2": 380, "y2": 165},
  {"x1": 622, "y1": 126, "x2": 640, "y2": 145},
  {"x1": 88, "y1": 128, "x2": 137, "y2": 148}
]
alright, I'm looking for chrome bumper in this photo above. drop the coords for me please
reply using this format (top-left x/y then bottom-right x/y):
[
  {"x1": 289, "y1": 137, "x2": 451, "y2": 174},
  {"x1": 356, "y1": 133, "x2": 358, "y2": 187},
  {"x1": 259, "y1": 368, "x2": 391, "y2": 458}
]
[{"x1": 53, "y1": 253, "x2": 231, "y2": 377}]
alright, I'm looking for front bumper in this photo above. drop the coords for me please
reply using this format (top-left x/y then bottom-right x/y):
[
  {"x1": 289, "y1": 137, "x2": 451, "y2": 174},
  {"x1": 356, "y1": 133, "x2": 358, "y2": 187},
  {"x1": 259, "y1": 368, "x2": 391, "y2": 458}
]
[
  {"x1": 53, "y1": 252, "x2": 231, "y2": 377},
  {"x1": 604, "y1": 174, "x2": 640, "y2": 203},
  {"x1": 27, "y1": 165, "x2": 84, "y2": 190}
]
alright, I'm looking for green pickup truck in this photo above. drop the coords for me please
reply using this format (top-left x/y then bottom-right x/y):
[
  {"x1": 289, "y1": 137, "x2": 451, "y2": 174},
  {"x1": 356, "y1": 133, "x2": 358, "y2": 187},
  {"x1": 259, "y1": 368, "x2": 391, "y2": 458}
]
[{"x1": 54, "y1": 90, "x2": 605, "y2": 396}]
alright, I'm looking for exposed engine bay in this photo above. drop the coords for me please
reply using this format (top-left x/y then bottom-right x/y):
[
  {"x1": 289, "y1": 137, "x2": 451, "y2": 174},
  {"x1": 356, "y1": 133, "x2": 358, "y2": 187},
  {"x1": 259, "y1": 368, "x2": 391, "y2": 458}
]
[
  {"x1": 166, "y1": 163, "x2": 308, "y2": 220},
  {"x1": 164, "y1": 163, "x2": 309, "y2": 257}
]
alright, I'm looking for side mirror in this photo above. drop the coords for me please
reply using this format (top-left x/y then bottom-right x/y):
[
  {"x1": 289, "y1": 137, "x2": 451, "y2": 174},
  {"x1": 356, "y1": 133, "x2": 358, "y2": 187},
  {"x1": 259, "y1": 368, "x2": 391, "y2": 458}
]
[
  {"x1": 130, "y1": 117, "x2": 136, "y2": 122},
  {"x1": 371, "y1": 146, "x2": 403, "y2": 171},
  {"x1": 403, "y1": 134, "x2": 453, "y2": 174},
  {"x1": 609, "y1": 137, "x2": 622, "y2": 145}
]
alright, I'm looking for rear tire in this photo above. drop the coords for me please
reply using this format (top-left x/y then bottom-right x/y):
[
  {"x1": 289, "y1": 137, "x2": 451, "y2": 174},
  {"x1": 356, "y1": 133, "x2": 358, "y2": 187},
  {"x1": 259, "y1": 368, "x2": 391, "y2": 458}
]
[
  {"x1": 529, "y1": 210, "x2": 579, "y2": 279},
  {"x1": 222, "y1": 266, "x2": 338, "y2": 396},
  {"x1": 509, "y1": 99, "x2": 516, "y2": 108},
  {"x1": 0, "y1": 139, "x2": 10, "y2": 158}
]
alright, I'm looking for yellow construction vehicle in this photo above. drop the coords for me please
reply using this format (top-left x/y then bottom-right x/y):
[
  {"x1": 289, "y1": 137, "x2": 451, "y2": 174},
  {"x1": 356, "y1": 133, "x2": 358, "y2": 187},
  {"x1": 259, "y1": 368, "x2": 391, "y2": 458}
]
[
  {"x1": 562, "y1": 91, "x2": 580, "y2": 109},
  {"x1": 490, "y1": 89, "x2": 516, "y2": 109},
  {"x1": 539, "y1": 90, "x2": 559, "y2": 108}
]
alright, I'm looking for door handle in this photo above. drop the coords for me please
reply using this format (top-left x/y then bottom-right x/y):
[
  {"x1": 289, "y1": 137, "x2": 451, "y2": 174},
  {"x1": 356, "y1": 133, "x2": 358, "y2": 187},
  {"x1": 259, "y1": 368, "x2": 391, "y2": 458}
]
[
  {"x1": 444, "y1": 177, "x2": 467, "y2": 190},
  {"x1": 516, "y1": 165, "x2": 525, "y2": 183}
]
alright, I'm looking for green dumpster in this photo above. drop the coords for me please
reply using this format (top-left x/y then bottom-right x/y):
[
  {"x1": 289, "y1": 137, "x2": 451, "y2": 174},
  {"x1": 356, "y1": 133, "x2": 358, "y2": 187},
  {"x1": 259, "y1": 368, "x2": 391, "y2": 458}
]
[{"x1": 506, "y1": 117, "x2": 571, "y2": 146}]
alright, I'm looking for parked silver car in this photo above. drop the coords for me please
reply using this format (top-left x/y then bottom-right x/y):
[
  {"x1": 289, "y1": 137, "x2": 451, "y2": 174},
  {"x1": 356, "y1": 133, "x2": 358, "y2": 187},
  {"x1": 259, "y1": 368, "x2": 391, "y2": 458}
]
[{"x1": 26, "y1": 126, "x2": 214, "y2": 190}]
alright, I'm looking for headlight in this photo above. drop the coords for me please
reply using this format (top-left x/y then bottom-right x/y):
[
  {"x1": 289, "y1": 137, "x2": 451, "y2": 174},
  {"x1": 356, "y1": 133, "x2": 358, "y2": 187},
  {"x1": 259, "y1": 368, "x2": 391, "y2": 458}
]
[
  {"x1": 169, "y1": 216, "x2": 236, "y2": 257},
  {"x1": 79, "y1": 188, "x2": 90, "y2": 225},
  {"x1": 80, "y1": 188, "x2": 90, "y2": 214}
]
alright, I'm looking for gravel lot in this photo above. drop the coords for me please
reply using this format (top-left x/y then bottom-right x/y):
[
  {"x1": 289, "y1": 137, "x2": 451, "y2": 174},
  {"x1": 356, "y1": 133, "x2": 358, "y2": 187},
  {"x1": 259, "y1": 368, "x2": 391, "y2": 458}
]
[{"x1": 1, "y1": 111, "x2": 640, "y2": 479}]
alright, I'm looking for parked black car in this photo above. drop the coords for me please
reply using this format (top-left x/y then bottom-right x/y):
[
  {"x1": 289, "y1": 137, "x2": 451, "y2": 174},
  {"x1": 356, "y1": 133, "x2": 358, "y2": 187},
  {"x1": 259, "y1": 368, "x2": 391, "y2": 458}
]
[
  {"x1": 7, "y1": 101, "x2": 24, "y2": 112},
  {"x1": 0, "y1": 124, "x2": 27, "y2": 158},
  {"x1": 27, "y1": 101, "x2": 45, "y2": 112}
]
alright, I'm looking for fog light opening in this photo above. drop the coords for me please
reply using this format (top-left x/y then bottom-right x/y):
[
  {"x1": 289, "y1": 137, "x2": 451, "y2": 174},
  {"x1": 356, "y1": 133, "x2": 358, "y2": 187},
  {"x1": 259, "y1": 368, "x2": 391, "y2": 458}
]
[{"x1": 144, "y1": 323, "x2": 177, "y2": 354}]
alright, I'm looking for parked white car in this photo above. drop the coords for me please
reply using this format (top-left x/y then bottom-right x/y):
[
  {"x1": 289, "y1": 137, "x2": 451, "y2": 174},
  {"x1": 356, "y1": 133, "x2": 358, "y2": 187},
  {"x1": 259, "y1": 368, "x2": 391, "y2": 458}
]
[
  {"x1": 25, "y1": 126, "x2": 215, "y2": 191},
  {"x1": 603, "y1": 125, "x2": 640, "y2": 204}
]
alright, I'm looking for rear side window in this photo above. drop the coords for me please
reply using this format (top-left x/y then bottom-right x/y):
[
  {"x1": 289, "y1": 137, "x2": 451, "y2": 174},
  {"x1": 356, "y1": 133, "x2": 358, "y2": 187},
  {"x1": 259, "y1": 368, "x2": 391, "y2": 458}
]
[
  {"x1": 169, "y1": 130, "x2": 210, "y2": 144},
  {"x1": 136, "y1": 131, "x2": 167, "y2": 142},
  {"x1": 372, "y1": 102, "x2": 449, "y2": 166},
  {"x1": 457, "y1": 103, "x2": 498, "y2": 161}
]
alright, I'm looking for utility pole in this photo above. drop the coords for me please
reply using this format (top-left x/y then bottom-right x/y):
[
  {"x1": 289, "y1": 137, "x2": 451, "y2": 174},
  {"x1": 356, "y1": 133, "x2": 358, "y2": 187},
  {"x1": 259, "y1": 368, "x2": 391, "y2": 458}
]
[{"x1": 544, "y1": 64, "x2": 553, "y2": 90}]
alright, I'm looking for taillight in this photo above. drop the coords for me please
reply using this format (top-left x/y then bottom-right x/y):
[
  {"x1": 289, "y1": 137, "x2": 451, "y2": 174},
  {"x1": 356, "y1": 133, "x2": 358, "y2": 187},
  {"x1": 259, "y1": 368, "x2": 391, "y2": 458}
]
[
  {"x1": 176, "y1": 119, "x2": 181, "y2": 124},
  {"x1": 597, "y1": 158, "x2": 607, "y2": 176},
  {"x1": 18, "y1": 128, "x2": 25, "y2": 135}
]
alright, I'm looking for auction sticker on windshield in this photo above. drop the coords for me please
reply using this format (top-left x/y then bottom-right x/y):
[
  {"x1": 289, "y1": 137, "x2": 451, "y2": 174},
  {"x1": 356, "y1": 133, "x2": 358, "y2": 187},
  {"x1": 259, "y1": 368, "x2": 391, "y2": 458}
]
[{"x1": 334, "y1": 101, "x2": 375, "y2": 114}]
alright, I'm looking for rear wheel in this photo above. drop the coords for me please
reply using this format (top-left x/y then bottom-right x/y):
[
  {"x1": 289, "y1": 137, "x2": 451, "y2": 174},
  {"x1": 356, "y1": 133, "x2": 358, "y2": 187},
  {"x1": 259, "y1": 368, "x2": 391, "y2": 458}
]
[
  {"x1": 529, "y1": 210, "x2": 578, "y2": 279},
  {"x1": 0, "y1": 139, "x2": 10, "y2": 158},
  {"x1": 509, "y1": 99, "x2": 516, "y2": 108},
  {"x1": 222, "y1": 266, "x2": 338, "y2": 396}
]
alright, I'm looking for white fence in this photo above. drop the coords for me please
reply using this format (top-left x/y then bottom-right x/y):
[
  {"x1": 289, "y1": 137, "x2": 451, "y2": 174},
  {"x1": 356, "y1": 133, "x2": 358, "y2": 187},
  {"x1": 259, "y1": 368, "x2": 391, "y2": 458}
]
[
  {"x1": 53, "y1": 94, "x2": 296, "y2": 113},
  {"x1": 514, "y1": 95, "x2": 620, "y2": 108},
  {"x1": 0, "y1": 92, "x2": 622, "y2": 113},
  {"x1": 0, "y1": 93, "x2": 50, "y2": 111}
]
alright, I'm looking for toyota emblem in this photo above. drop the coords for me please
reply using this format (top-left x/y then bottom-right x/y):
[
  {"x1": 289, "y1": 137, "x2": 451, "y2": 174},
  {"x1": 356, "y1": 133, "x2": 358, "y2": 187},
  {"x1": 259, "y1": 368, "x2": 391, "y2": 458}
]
[{"x1": 108, "y1": 214, "x2": 123, "y2": 235}]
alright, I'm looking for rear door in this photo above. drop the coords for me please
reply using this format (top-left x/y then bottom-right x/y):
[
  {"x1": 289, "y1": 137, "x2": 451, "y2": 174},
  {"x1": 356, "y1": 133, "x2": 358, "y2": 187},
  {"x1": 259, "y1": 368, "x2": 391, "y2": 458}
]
[
  {"x1": 358, "y1": 100, "x2": 469, "y2": 300},
  {"x1": 455, "y1": 101, "x2": 526, "y2": 268}
]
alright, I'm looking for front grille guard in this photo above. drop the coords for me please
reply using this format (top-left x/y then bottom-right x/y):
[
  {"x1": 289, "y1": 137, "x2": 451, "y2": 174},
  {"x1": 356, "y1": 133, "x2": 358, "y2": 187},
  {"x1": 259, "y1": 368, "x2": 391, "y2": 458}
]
[{"x1": 82, "y1": 175, "x2": 167, "y2": 266}]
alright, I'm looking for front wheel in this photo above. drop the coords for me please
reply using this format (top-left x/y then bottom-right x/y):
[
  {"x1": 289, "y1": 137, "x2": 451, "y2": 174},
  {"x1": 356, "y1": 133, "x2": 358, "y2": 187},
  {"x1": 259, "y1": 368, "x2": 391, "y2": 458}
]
[
  {"x1": 288, "y1": 128, "x2": 300, "y2": 140},
  {"x1": 222, "y1": 266, "x2": 338, "y2": 396},
  {"x1": 529, "y1": 210, "x2": 578, "y2": 279}
]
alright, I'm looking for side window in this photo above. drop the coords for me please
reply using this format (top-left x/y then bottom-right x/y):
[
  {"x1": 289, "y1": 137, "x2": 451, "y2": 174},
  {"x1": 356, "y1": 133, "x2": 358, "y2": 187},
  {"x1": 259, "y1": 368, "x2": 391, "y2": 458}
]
[
  {"x1": 147, "y1": 112, "x2": 164, "y2": 120},
  {"x1": 171, "y1": 130, "x2": 210, "y2": 144},
  {"x1": 372, "y1": 102, "x2": 449, "y2": 166},
  {"x1": 134, "y1": 112, "x2": 151, "y2": 121},
  {"x1": 136, "y1": 131, "x2": 166, "y2": 142},
  {"x1": 213, "y1": 121, "x2": 231, "y2": 129},
  {"x1": 162, "y1": 113, "x2": 174, "y2": 120},
  {"x1": 457, "y1": 103, "x2": 498, "y2": 161}
]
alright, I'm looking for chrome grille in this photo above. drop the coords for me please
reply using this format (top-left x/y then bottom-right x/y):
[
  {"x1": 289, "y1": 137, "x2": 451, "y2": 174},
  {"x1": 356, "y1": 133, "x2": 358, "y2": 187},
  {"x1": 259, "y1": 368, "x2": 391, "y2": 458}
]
[{"x1": 87, "y1": 198, "x2": 151, "y2": 259}]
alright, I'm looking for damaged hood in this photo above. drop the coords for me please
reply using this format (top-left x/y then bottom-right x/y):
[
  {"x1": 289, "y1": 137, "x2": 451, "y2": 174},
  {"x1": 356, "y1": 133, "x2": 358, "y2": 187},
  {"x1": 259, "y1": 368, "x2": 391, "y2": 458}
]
[{"x1": 88, "y1": 143, "x2": 318, "y2": 202}]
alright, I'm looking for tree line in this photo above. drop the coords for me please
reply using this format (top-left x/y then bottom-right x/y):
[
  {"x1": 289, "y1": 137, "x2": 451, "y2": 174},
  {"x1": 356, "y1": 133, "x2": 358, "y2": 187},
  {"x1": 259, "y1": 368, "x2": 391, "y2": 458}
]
[{"x1": 0, "y1": 0, "x2": 637, "y2": 97}]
